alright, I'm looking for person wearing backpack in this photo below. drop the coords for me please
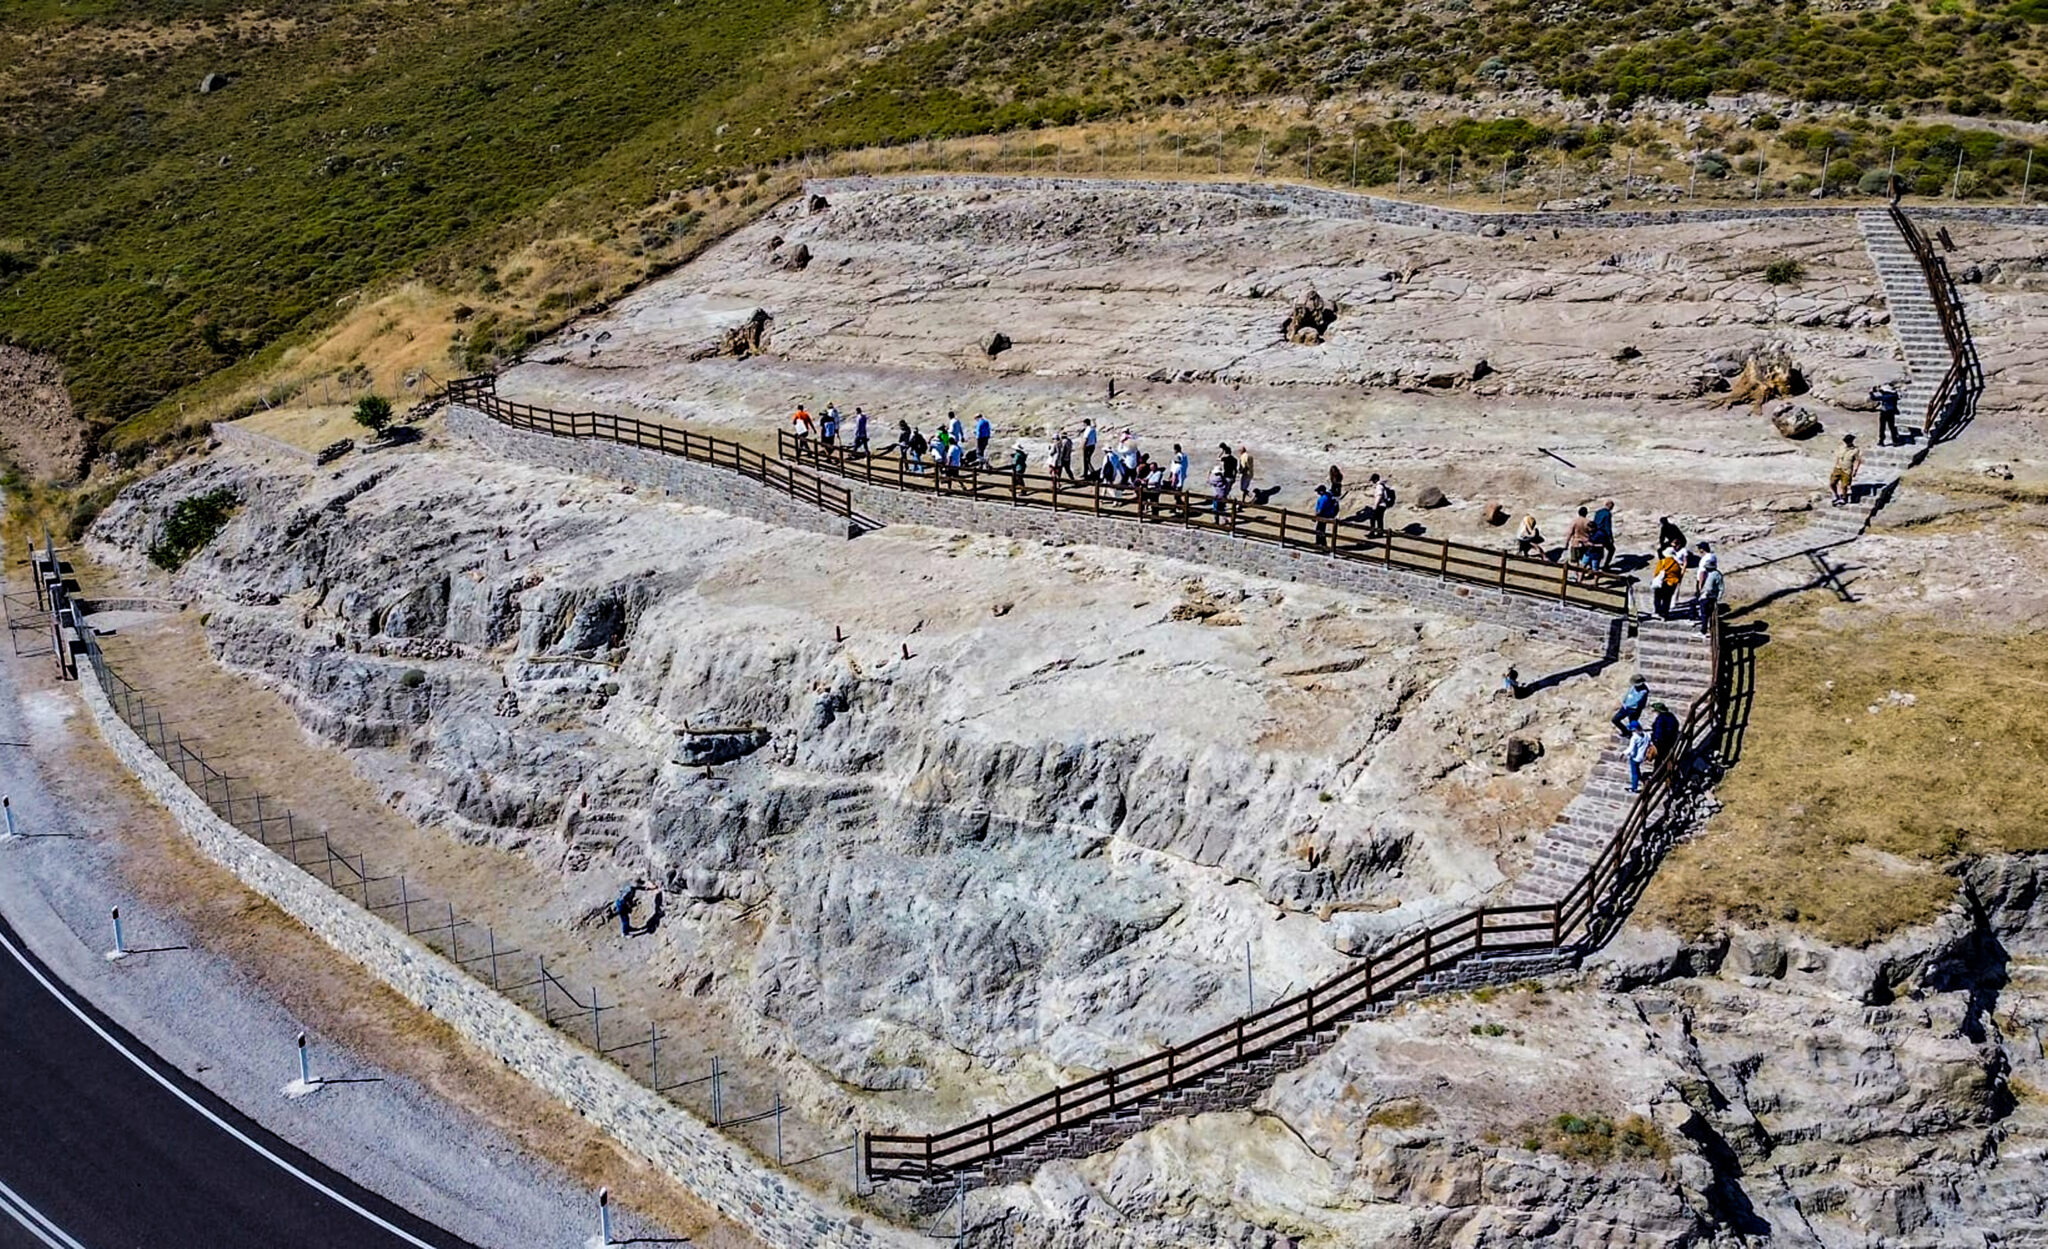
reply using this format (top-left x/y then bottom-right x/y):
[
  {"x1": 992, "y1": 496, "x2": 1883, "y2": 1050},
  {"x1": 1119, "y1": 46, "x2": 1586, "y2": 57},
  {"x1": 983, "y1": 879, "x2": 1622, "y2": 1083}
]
[
  {"x1": 908, "y1": 426, "x2": 929, "y2": 472},
  {"x1": 1366, "y1": 473, "x2": 1394, "y2": 533}
]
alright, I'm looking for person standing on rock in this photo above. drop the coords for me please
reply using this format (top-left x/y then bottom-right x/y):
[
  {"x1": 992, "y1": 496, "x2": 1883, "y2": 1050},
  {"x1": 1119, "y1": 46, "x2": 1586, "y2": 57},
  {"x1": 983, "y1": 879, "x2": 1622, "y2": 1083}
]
[
  {"x1": 1612, "y1": 674, "x2": 1651, "y2": 738},
  {"x1": 1693, "y1": 553, "x2": 1724, "y2": 634},
  {"x1": 1651, "y1": 544, "x2": 1685, "y2": 618},
  {"x1": 974, "y1": 414, "x2": 992, "y2": 466},
  {"x1": 1829, "y1": 434, "x2": 1863, "y2": 506},
  {"x1": 1172, "y1": 444, "x2": 1190, "y2": 492},
  {"x1": 1237, "y1": 446, "x2": 1256, "y2": 502},
  {"x1": 1082, "y1": 419, "x2": 1098, "y2": 478},
  {"x1": 1871, "y1": 382, "x2": 1901, "y2": 447},
  {"x1": 852, "y1": 407, "x2": 870, "y2": 455}
]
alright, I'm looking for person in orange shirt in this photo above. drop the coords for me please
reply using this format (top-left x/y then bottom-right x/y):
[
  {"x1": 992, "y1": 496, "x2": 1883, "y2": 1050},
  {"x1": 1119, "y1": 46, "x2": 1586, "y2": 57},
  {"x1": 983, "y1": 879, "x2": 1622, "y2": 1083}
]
[{"x1": 791, "y1": 405, "x2": 815, "y2": 447}]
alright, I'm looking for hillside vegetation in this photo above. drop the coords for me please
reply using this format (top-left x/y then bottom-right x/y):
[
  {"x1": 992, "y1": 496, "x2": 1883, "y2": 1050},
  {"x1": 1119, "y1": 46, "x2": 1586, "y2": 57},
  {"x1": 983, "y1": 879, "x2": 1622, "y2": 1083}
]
[{"x1": 3, "y1": 0, "x2": 2046, "y2": 458}]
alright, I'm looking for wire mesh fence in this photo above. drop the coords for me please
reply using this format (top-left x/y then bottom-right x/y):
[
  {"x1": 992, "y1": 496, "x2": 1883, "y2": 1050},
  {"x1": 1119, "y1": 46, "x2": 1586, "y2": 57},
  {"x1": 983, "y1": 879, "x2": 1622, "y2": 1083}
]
[{"x1": 32, "y1": 527, "x2": 858, "y2": 1189}]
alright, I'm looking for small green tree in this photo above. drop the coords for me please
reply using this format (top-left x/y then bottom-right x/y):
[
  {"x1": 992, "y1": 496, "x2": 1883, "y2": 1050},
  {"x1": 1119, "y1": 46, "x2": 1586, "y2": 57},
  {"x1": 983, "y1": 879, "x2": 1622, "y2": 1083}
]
[
  {"x1": 354, "y1": 394, "x2": 394, "y2": 435},
  {"x1": 1763, "y1": 259, "x2": 1805, "y2": 285}
]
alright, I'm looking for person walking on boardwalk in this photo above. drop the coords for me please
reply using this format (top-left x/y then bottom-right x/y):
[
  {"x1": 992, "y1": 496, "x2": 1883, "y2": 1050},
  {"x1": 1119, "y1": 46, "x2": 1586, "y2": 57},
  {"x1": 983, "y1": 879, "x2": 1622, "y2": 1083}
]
[
  {"x1": 852, "y1": 407, "x2": 870, "y2": 454},
  {"x1": 820, "y1": 405, "x2": 840, "y2": 449},
  {"x1": 1082, "y1": 419, "x2": 1098, "y2": 478},
  {"x1": 1055, "y1": 430, "x2": 1075, "y2": 481},
  {"x1": 1651, "y1": 544, "x2": 1685, "y2": 619},
  {"x1": 1693, "y1": 552, "x2": 1724, "y2": 634},
  {"x1": 975, "y1": 414, "x2": 992, "y2": 465},
  {"x1": 1566, "y1": 506, "x2": 1594, "y2": 574},
  {"x1": 1312, "y1": 484, "x2": 1340, "y2": 547},
  {"x1": 1871, "y1": 381, "x2": 1901, "y2": 447},
  {"x1": 1011, "y1": 440, "x2": 1029, "y2": 484},
  {"x1": 1612, "y1": 674, "x2": 1651, "y2": 738},
  {"x1": 1219, "y1": 443, "x2": 1239, "y2": 492},
  {"x1": 1366, "y1": 474, "x2": 1393, "y2": 534},
  {"x1": 1590, "y1": 499, "x2": 1616, "y2": 570},
  {"x1": 791, "y1": 404, "x2": 814, "y2": 452},
  {"x1": 1829, "y1": 434, "x2": 1863, "y2": 507},
  {"x1": 1516, "y1": 513, "x2": 1545, "y2": 560},
  {"x1": 1209, "y1": 466, "x2": 1230, "y2": 520},
  {"x1": 1172, "y1": 444, "x2": 1190, "y2": 492},
  {"x1": 1237, "y1": 446, "x2": 1256, "y2": 501},
  {"x1": 906, "y1": 424, "x2": 928, "y2": 472}
]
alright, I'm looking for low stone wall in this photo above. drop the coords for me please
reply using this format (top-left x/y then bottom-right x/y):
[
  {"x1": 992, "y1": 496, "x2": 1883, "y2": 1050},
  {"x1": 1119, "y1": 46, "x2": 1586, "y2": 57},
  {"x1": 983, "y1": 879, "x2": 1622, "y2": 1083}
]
[
  {"x1": 213, "y1": 420, "x2": 318, "y2": 465},
  {"x1": 449, "y1": 404, "x2": 856, "y2": 540},
  {"x1": 855, "y1": 485, "x2": 1622, "y2": 657},
  {"x1": 76, "y1": 671, "x2": 912, "y2": 1249},
  {"x1": 455, "y1": 403, "x2": 1618, "y2": 655},
  {"x1": 806, "y1": 174, "x2": 2048, "y2": 235}
]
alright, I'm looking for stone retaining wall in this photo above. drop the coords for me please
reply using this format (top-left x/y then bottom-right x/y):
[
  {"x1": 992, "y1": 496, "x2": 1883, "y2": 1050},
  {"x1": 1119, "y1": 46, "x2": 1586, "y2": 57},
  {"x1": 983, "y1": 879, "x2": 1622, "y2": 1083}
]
[
  {"x1": 449, "y1": 404, "x2": 856, "y2": 540},
  {"x1": 806, "y1": 174, "x2": 2048, "y2": 235},
  {"x1": 212, "y1": 420, "x2": 318, "y2": 464},
  {"x1": 854, "y1": 483, "x2": 1623, "y2": 656},
  {"x1": 76, "y1": 670, "x2": 912, "y2": 1249}
]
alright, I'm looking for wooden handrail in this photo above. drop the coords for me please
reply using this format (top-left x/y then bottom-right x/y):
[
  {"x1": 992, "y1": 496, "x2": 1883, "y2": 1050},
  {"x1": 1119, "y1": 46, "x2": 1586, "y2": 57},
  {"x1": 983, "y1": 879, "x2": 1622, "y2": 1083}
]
[
  {"x1": 447, "y1": 376, "x2": 854, "y2": 519},
  {"x1": 864, "y1": 617, "x2": 1722, "y2": 1180},
  {"x1": 1886, "y1": 204, "x2": 1978, "y2": 442},
  {"x1": 779, "y1": 434, "x2": 1633, "y2": 614}
]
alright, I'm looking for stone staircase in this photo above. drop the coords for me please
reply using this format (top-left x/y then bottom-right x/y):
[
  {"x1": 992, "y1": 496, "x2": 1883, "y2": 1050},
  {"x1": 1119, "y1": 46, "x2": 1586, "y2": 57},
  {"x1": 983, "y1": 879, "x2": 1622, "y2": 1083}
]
[
  {"x1": 1722, "y1": 209, "x2": 1958, "y2": 576},
  {"x1": 1509, "y1": 617, "x2": 1715, "y2": 905}
]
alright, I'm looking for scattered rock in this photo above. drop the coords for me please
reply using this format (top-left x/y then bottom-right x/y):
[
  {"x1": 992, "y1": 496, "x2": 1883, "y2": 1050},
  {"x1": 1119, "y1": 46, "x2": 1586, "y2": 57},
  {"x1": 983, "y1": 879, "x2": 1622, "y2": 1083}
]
[
  {"x1": 1282, "y1": 286, "x2": 1338, "y2": 345},
  {"x1": 1718, "y1": 342, "x2": 1807, "y2": 411},
  {"x1": 982, "y1": 331, "x2": 1012, "y2": 359},
  {"x1": 1416, "y1": 486, "x2": 1448, "y2": 509},
  {"x1": 1503, "y1": 736, "x2": 1542, "y2": 771},
  {"x1": 315, "y1": 438, "x2": 354, "y2": 466},
  {"x1": 199, "y1": 72, "x2": 229, "y2": 94},
  {"x1": 990, "y1": 600, "x2": 1013, "y2": 617},
  {"x1": 1536, "y1": 193, "x2": 1612, "y2": 212},
  {"x1": 777, "y1": 243, "x2": 812, "y2": 272},
  {"x1": 690, "y1": 308, "x2": 773, "y2": 361},
  {"x1": 1768, "y1": 403, "x2": 1823, "y2": 440},
  {"x1": 1483, "y1": 502, "x2": 1509, "y2": 526},
  {"x1": 1479, "y1": 221, "x2": 1506, "y2": 238},
  {"x1": 1614, "y1": 344, "x2": 1642, "y2": 362},
  {"x1": 807, "y1": 193, "x2": 830, "y2": 215}
]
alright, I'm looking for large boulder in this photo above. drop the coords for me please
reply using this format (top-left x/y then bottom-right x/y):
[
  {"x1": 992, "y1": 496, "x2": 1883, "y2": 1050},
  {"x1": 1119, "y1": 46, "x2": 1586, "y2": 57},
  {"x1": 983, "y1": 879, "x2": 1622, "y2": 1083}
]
[
  {"x1": 1769, "y1": 403, "x2": 1823, "y2": 440},
  {"x1": 982, "y1": 331, "x2": 1012, "y2": 358},
  {"x1": 1282, "y1": 286, "x2": 1338, "y2": 345},
  {"x1": 1416, "y1": 486, "x2": 1448, "y2": 509}
]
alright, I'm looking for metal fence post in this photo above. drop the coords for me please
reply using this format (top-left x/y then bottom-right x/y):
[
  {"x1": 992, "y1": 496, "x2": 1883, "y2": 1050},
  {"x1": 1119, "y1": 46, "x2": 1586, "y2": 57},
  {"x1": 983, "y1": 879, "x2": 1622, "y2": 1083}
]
[
  {"x1": 2, "y1": 795, "x2": 14, "y2": 838},
  {"x1": 712, "y1": 1057, "x2": 723, "y2": 1125}
]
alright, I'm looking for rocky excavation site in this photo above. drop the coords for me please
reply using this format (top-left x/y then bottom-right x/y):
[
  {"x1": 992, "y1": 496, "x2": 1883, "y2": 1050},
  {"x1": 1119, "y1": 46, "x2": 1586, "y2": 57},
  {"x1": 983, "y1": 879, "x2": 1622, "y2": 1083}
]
[{"x1": 61, "y1": 178, "x2": 2048, "y2": 1246}]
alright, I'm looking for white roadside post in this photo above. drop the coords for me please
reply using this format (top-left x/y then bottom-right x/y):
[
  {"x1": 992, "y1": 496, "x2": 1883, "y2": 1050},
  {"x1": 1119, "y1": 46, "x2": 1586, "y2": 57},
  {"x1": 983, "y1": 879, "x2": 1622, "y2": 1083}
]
[
  {"x1": 598, "y1": 1188, "x2": 614, "y2": 1246},
  {"x1": 106, "y1": 907, "x2": 129, "y2": 962},
  {"x1": 2, "y1": 794, "x2": 16, "y2": 839}
]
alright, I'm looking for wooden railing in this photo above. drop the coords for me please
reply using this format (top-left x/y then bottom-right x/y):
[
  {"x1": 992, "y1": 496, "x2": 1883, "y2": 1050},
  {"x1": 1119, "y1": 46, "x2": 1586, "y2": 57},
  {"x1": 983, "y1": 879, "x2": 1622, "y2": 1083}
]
[
  {"x1": 1887, "y1": 204, "x2": 1982, "y2": 442},
  {"x1": 780, "y1": 435, "x2": 1634, "y2": 615},
  {"x1": 864, "y1": 619, "x2": 1720, "y2": 1183},
  {"x1": 448, "y1": 377, "x2": 853, "y2": 519}
]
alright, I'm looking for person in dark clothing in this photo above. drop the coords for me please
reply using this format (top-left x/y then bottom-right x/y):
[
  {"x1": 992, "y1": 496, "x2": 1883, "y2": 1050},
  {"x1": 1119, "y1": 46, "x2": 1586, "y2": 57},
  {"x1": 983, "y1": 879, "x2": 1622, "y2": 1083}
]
[
  {"x1": 1646, "y1": 701, "x2": 1681, "y2": 772},
  {"x1": 1589, "y1": 499, "x2": 1615, "y2": 570},
  {"x1": 1612, "y1": 675, "x2": 1651, "y2": 738},
  {"x1": 1219, "y1": 443, "x2": 1239, "y2": 490},
  {"x1": 1312, "y1": 485, "x2": 1339, "y2": 546},
  {"x1": 1657, "y1": 516, "x2": 1685, "y2": 554},
  {"x1": 1327, "y1": 464, "x2": 1345, "y2": 503},
  {"x1": 1871, "y1": 382, "x2": 1901, "y2": 447}
]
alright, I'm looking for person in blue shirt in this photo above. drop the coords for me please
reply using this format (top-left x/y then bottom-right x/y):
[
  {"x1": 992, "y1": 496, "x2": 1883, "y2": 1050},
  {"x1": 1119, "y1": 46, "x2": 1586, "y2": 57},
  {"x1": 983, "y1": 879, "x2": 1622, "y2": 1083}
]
[
  {"x1": 974, "y1": 415, "x2": 992, "y2": 465},
  {"x1": 1312, "y1": 485, "x2": 1339, "y2": 546},
  {"x1": 1589, "y1": 500, "x2": 1615, "y2": 570},
  {"x1": 852, "y1": 408, "x2": 869, "y2": 454},
  {"x1": 1612, "y1": 674, "x2": 1650, "y2": 737}
]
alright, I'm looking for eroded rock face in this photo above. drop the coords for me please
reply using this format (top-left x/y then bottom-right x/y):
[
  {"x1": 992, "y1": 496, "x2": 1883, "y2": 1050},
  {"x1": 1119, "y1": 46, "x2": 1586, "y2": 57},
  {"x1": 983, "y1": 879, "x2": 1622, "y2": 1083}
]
[
  {"x1": 984, "y1": 854, "x2": 2048, "y2": 1247},
  {"x1": 0, "y1": 346, "x2": 87, "y2": 480},
  {"x1": 87, "y1": 444, "x2": 1609, "y2": 1091}
]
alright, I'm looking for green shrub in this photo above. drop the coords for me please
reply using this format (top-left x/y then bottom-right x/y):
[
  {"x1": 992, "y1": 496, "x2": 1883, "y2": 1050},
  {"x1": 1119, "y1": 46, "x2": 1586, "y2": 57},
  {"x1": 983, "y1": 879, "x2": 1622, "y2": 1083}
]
[
  {"x1": 146, "y1": 488, "x2": 238, "y2": 572},
  {"x1": 1763, "y1": 259, "x2": 1806, "y2": 284},
  {"x1": 399, "y1": 668, "x2": 427, "y2": 689},
  {"x1": 354, "y1": 395, "x2": 394, "y2": 435}
]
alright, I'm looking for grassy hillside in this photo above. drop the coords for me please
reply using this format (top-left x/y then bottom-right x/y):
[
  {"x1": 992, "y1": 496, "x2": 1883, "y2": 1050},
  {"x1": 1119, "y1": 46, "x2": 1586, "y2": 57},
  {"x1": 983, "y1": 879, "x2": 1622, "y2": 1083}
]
[{"x1": 3, "y1": 0, "x2": 2045, "y2": 457}]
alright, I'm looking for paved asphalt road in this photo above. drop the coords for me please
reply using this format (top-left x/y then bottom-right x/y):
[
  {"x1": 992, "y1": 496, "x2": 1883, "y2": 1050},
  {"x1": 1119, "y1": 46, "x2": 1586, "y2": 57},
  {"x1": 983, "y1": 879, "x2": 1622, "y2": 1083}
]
[{"x1": 0, "y1": 907, "x2": 482, "y2": 1249}]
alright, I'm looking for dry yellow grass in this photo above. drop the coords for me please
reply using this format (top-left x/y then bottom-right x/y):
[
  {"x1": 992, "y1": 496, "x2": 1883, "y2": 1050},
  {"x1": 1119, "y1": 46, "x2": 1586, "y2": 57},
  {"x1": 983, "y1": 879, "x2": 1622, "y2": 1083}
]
[{"x1": 1642, "y1": 604, "x2": 2048, "y2": 947}]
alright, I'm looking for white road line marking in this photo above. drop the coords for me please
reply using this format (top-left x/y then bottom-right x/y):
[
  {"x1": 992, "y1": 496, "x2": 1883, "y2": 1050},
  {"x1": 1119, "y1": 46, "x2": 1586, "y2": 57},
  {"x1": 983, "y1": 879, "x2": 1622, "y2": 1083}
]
[
  {"x1": 0, "y1": 1177, "x2": 83, "y2": 1249},
  {"x1": 0, "y1": 923, "x2": 446, "y2": 1249}
]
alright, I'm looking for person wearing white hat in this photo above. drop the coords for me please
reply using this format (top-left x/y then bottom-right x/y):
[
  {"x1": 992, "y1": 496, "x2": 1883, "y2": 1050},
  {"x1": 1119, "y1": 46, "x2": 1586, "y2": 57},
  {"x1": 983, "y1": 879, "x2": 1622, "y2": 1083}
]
[{"x1": 1694, "y1": 549, "x2": 1724, "y2": 635}]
